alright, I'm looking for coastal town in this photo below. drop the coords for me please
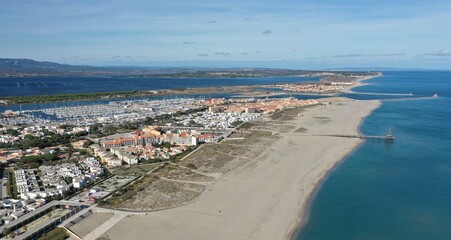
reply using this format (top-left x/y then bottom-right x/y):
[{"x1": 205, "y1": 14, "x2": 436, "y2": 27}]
[
  {"x1": 264, "y1": 73, "x2": 380, "y2": 94},
  {"x1": 272, "y1": 81, "x2": 355, "y2": 93},
  {"x1": 2, "y1": 0, "x2": 448, "y2": 238},
  {"x1": 0, "y1": 94, "x2": 322, "y2": 239},
  {"x1": 0, "y1": 65, "x2": 408, "y2": 240}
]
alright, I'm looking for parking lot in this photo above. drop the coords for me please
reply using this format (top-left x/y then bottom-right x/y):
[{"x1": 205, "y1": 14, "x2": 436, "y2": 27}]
[{"x1": 69, "y1": 176, "x2": 136, "y2": 204}]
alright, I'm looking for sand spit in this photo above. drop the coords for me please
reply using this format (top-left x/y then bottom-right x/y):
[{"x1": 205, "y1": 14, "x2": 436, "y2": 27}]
[
  {"x1": 99, "y1": 99, "x2": 381, "y2": 240},
  {"x1": 342, "y1": 72, "x2": 382, "y2": 93}
]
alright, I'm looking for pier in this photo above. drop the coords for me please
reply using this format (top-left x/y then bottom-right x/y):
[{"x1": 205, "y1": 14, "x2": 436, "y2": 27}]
[{"x1": 313, "y1": 128, "x2": 395, "y2": 143}]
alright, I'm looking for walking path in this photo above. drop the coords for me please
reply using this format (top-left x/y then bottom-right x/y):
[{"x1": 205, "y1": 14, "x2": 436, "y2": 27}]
[
  {"x1": 159, "y1": 176, "x2": 211, "y2": 186},
  {"x1": 167, "y1": 162, "x2": 217, "y2": 178},
  {"x1": 82, "y1": 208, "x2": 142, "y2": 240}
]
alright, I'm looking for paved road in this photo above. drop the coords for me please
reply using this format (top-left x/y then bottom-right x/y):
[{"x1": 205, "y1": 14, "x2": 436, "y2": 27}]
[
  {"x1": 82, "y1": 208, "x2": 144, "y2": 240},
  {"x1": 0, "y1": 171, "x2": 8, "y2": 199}
]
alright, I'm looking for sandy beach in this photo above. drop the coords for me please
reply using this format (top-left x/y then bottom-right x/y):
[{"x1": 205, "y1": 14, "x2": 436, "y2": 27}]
[{"x1": 96, "y1": 98, "x2": 380, "y2": 240}]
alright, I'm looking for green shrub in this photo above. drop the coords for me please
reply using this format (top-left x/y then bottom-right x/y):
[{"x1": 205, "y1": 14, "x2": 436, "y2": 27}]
[{"x1": 38, "y1": 227, "x2": 69, "y2": 240}]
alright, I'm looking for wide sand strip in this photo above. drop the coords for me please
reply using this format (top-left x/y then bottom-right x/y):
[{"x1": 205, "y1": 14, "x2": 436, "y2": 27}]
[{"x1": 101, "y1": 99, "x2": 380, "y2": 240}]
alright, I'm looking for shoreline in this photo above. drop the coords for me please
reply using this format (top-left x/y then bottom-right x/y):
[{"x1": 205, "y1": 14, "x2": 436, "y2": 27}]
[
  {"x1": 288, "y1": 72, "x2": 383, "y2": 240},
  {"x1": 288, "y1": 100, "x2": 382, "y2": 240},
  {"x1": 288, "y1": 139, "x2": 366, "y2": 240}
]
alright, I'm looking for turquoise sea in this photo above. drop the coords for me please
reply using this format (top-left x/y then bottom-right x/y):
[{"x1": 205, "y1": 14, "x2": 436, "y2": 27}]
[{"x1": 296, "y1": 71, "x2": 451, "y2": 240}]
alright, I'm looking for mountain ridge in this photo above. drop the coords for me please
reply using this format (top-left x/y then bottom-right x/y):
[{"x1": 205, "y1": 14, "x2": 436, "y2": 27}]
[{"x1": 0, "y1": 58, "x2": 380, "y2": 78}]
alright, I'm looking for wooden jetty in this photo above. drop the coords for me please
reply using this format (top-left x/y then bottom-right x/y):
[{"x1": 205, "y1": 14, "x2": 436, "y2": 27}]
[{"x1": 313, "y1": 128, "x2": 395, "y2": 143}]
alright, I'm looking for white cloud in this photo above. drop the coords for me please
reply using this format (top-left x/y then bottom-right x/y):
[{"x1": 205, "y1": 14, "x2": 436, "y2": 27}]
[
  {"x1": 421, "y1": 49, "x2": 451, "y2": 56},
  {"x1": 214, "y1": 52, "x2": 231, "y2": 56}
]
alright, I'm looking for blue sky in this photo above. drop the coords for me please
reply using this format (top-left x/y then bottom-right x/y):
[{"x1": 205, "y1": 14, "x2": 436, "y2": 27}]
[{"x1": 1, "y1": 0, "x2": 451, "y2": 69}]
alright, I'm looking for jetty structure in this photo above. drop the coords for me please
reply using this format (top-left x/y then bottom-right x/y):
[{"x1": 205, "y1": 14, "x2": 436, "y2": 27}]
[
  {"x1": 313, "y1": 128, "x2": 395, "y2": 143},
  {"x1": 383, "y1": 128, "x2": 395, "y2": 142}
]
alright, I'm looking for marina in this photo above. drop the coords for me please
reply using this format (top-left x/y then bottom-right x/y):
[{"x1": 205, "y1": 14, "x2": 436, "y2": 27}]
[{"x1": 0, "y1": 98, "x2": 209, "y2": 126}]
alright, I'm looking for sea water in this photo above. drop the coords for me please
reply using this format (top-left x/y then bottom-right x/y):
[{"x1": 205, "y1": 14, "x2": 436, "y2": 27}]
[{"x1": 296, "y1": 71, "x2": 451, "y2": 240}]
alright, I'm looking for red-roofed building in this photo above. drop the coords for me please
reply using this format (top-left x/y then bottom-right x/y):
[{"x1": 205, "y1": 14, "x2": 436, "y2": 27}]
[{"x1": 197, "y1": 133, "x2": 214, "y2": 143}]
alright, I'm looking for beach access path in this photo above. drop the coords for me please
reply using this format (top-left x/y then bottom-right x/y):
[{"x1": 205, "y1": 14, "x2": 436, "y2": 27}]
[{"x1": 98, "y1": 99, "x2": 381, "y2": 240}]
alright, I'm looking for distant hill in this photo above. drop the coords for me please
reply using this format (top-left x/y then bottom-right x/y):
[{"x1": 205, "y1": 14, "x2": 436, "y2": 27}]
[
  {"x1": 0, "y1": 58, "x2": 376, "y2": 78},
  {"x1": 0, "y1": 58, "x2": 180, "y2": 77},
  {"x1": 0, "y1": 58, "x2": 100, "y2": 76},
  {"x1": 0, "y1": 58, "x2": 103, "y2": 70}
]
